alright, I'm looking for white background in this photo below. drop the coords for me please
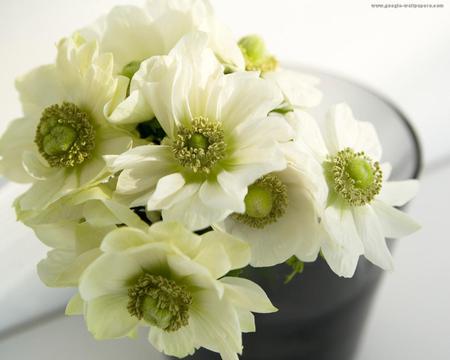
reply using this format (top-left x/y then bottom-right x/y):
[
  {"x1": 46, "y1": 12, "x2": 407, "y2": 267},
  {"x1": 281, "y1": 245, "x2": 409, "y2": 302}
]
[{"x1": 0, "y1": 0, "x2": 449, "y2": 359}]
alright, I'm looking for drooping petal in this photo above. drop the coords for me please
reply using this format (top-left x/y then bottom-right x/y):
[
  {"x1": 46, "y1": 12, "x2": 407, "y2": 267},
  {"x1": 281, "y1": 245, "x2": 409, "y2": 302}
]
[
  {"x1": 352, "y1": 205, "x2": 394, "y2": 270},
  {"x1": 321, "y1": 206, "x2": 364, "y2": 278},
  {"x1": 372, "y1": 200, "x2": 421, "y2": 238},
  {"x1": 220, "y1": 277, "x2": 277, "y2": 314},
  {"x1": 190, "y1": 290, "x2": 242, "y2": 360}
]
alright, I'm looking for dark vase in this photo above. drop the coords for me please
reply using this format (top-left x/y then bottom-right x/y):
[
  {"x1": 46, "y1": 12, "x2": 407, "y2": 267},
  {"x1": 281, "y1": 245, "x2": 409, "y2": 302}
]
[{"x1": 169, "y1": 68, "x2": 422, "y2": 360}]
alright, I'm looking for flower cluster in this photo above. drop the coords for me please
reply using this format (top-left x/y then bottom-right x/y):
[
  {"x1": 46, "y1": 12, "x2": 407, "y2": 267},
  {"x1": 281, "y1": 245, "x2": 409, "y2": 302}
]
[{"x1": 0, "y1": 0, "x2": 420, "y2": 359}]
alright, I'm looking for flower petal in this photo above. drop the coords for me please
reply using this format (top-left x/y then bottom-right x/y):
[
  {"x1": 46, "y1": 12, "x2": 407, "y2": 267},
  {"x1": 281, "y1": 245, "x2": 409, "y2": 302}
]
[
  {"x1": 148, "y1": 325, "x2": 197, "y2": 358},
  {"x1": 221, "y1": 277, "x2": 277, "y2": 314},
  {"x1": 321, "y1": 206, "x2": 364, "y2": 278},
  {"x1": 372, "y1": 200, "x2": 421, "y2": 238},
  {"x1": 352, "y1": 205, "x2": 394, "y2": 270},
  {"x1": 79, "y1": 252, "x2": 141, "y2": 300},
  {"x1": 378, "y1": 180, "x2": 419, "y2": 207},
  {"x1": 86, "y1": 294, "x2": 139, "y2": 339}
]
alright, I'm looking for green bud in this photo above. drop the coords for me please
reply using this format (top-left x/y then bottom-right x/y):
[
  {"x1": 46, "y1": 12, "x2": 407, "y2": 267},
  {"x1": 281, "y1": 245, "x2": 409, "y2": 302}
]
[{"x1": 238, "y1": 35, "x2": 267, "y2": 63}]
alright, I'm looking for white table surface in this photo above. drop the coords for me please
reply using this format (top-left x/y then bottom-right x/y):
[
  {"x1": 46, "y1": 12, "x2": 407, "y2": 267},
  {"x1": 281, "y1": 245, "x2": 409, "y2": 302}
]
[{"x1": 1, "y1": 0, "x2": 449, "y2": 359}]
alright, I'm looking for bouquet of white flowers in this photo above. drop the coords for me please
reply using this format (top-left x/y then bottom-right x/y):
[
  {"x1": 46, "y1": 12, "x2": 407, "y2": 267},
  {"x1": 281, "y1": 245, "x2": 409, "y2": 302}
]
[{"x1": 0, "y1": 1, "x2": 420, "y2": 359}]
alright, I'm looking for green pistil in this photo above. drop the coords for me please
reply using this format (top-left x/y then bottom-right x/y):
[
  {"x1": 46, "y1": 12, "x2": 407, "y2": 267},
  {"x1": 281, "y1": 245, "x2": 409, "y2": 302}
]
[
  {"x1": 172, "y1": 117, "x2": 226, "y2": 174},
  {"x1": 324, "y1": 148, "x2": 383, "y2": 207},
  {"x1": 35, "y1": 102, "x2": 95, "y2": 168},
  {"x1": 233, "y1": 174, "x2": 288, "y2": 229},
  {"x1": 121, "y1": 60, "x2": 141, "y2": 80},
  {"x1": 238, "y1": 35, "x2": 278, "y2": 73},
  {"x1": 127, "y1": 274, "x2": 192, "y2": 332}
]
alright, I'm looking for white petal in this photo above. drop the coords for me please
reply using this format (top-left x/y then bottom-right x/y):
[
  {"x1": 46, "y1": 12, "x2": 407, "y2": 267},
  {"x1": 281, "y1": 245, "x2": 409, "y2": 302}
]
[
  {"x1": 86, "y1": 294, "x2": 139, "y2": 339},
  {"x1": 79, "y1": 252, "x2": 141, "y2": 301},
  {"x1": 321, "y1": 207, "x2": 364, "y2": 278},
  {"x1": 107, "y1": 88, "x2": 154, "y2": 124},
  {"x1": 263, "y1": 70, "x2": 322, "y2": 108},
  {"x1": 352, "y1": 206, "x2": 394, "y2": 270},
  {"x1": 65, "y1": 293, "x2": 84, "y2": 316},
  {"x1": 199, "y1": 178, "x2": 245, "y2": 213},
  {"x1": 221, "y1": 277, "x2": 277, "y2": 314},
  {"x1": 201, "y1": 230, "x2": 251, "y2": 272},
  {"x1": 162, "y1": 188, "x2": 230, "y2": 231},
  {"x1": 148, "y1": 325, "x2": 197, "y2": 358},
  {"x1": 218, "y1": 71, "x2": 283, "y2": 132},
  {"x1": 101, "y1": 227, "x2": 150, "y2": 252},
  {"x1": 190, "y1": 290, "x2": 242, "y2": 359},
  {"x1": 325, "y1": 103, "x2": 382, "y2": 160},
  {"x1": 147, "y1": 173, "x2": 186, "y2": 209},
  {"x1": 0, "y1": 117, "x2": 35, "y2": 183},
  {"x1": 378, "y1": 180, "x2": 419, "y2": 206},
  {"x1": 372, "y1": 200, "x2": 421, "y2": 238},
  {"x1": 287, "y1": 110, "x2": 328, "y2": 160}
]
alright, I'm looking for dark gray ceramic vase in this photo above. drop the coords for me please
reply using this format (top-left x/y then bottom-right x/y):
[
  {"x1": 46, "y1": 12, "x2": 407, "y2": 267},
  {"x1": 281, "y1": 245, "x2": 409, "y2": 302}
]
[{"x1": 169, "y1": 68, "x2": 422, "y2": 360}]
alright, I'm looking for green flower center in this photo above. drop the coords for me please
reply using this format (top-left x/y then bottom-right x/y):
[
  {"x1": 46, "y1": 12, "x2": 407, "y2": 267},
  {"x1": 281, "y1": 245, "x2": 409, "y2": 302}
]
[
  {"x1": 172, "y1": 116, "x2": 226, "y2": 174},
  {"x1": 35, "y1": 102, "x2": 96, "y2": 168},
  {"x1": 233, "y1": 174, "x2": 288, "y2": 229},
  {"x1": 324, "y1": 148, "x2": 383, "y2": 206},
  {"x1": 127, "y1": 274, "x2": 192, "y2": 332},
  {"x1": 238, "y1": 35, "x2": 278, "y2": 73}
]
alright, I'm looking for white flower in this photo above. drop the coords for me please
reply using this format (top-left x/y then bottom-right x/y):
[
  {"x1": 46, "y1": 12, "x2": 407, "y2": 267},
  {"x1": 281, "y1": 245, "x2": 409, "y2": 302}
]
[
  {"x1": 27, "y1": 184, "x2": 147, "y2": 287},
  {"x1": 78, "y1": 222, "x2": 276, "y2": 360},
  {"x1": 80, "y1": 0, "x2": 244, "y2": 126},
  {"x1": 84, "y1": 0, "x2": 244, "y2": 71},
  {"x1": 0, "y1": 36, "x2": 133, "y2": 216},
  {"x1": 217, "y1": 163, "x2": 322, "y2": 267},
  {"x1": 108, "y1": 33, "x2": 289, "y2": 231},
  {"x1": 293, "y1": 103, "x2": 420, "y2": 277}
]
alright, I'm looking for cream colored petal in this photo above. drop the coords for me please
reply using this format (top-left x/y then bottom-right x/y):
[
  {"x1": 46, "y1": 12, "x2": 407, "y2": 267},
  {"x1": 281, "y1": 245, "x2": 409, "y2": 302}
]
[
  {"x1": 352, "y1": 205, "x2": 394, "y2": 270},
  {"x1": 263, "y1": 69, "x2": 322, "y2": 108},
  {"x1": 162, "y1": 188, "x2": 230, "y2": 231},
  {"x1": 147, "y1": 172, "x2": 186, "y2": 209},
  {"x1": 15, "y1": 64, "x2": 62, "y2": 117},
  {"x1": 378, "y1": 180, "x2": 419, "y2": 207},
  {"x1": 372, "y1": 200, "x2": 421, "y2": 238},
  {"x1": 199, "y1": 178, "x2": 245, "y2": 213},
  {"x1": 221, "y1": 277, "x2": 277, "y2": 314},
  {"x1": 201, "y1": 230, "x2": 251, "y2": 272},
  {"x1": 38, "y1": 248, "x2": 102, "y2": 287},
  {"x1": 190, "y1": 289, "x2": 242, "y2": 359},
  {"x1": 325, "y1": 103, "x2": 382, "y2": 160},
  {"x1": 101, "y1": 227, "x2": 150, "y2": 253},
  {"x1": 148, "y1": 324, "x2": 197, "y2": 358},
  {"x1": 218, "y1": 71, "x2": 283, "y2": 132},
  {"x1": 65, "y1": 292, "x2": 84, "y2": 316},
  {"x1": 79, "y1": 252, "x2": 141, "y2": 300},
  {"x1": 321, "y1": 206, "x2": 364, "y2": 278},
  {"x1": 0, "y1": 118, "x2": 36, "y2": 183},
  {"x1": 86, "y1": 294, "x2": 139, "y2": 339}
]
